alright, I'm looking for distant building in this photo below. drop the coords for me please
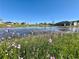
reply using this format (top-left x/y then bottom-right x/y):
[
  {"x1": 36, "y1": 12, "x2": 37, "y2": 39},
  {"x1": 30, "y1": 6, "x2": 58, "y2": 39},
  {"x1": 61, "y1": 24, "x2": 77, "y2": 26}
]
[
  {"x1": 74, "y1": 22, "x2": 79, "y2": 26},
  {"x1": 0, "y1": 21, "x2": 3, "y2": 24}
]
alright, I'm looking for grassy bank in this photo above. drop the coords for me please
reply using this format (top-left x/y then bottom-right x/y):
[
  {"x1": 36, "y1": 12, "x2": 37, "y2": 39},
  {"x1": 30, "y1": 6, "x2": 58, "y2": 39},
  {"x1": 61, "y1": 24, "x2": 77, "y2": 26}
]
[
  {"x1": 0, "y1": 24, "x2": 51, "y2": 28},
  {"x1": 0, "y1": 33, "x2": 79, "y2": 59},
  {"x1": 0, "y1": 24, "x2": 29, "y2": 28}
]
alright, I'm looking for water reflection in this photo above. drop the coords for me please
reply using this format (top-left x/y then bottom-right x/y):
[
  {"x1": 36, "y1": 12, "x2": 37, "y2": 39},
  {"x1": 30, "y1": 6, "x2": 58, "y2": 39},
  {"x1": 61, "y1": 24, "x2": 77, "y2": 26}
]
[
  {"x1": 0, "y1": 27, "x2": 79, "y2": 39},
  {"x1": 69, "y1": 27, "x2": 79, "y2": 32}
]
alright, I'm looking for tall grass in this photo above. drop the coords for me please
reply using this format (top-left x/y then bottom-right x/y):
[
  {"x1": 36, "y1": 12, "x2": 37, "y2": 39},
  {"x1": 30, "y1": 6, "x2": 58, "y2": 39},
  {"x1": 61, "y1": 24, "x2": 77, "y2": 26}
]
[{"x1": 0, "y1": 33, "x2": 79, "y2": 59}]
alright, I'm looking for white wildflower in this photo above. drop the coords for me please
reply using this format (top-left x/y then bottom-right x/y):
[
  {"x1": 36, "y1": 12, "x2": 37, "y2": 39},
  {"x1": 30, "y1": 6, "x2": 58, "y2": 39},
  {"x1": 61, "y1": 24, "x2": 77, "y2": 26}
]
[
  {"x1": 14, "y1": 45, "x2": 17, "y2": 48},
  {"x1": 18, "y1": 56, "x2": 23, "y2": 59},
  {"x1": 5, "y1": 50, "x2": 7, "y2": 52},
  {"x1": 8, "y1": 36, "x2": 11, "y2": 39},
  {"x1": 1, "y1": 37, "x2": 4, "y2": 40},
  {"x1": 20, "y1": 57, "x2": 23, "y2": 59},
  {"x1": 17, "y1": 44, "x2": 21, "y2": 49},
  {"x1": 48, "y1": 38, "x2": 52, "y2": 43},
  {"x1": 12, "y1": 42, "x2": 15, "y2": 46},
  {"x1": 6, "y1": 53, "x2": 8, "y2": 55},
  {"x1": 50, "y1": 56, "x2": 55, "y2": 59}
]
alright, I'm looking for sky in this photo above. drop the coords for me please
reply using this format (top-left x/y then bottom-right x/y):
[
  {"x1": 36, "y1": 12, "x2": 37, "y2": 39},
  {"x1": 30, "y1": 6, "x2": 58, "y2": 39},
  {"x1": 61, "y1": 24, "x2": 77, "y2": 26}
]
[{"x1": 0, "y1": 0, "x2": 79, "y2": 23}]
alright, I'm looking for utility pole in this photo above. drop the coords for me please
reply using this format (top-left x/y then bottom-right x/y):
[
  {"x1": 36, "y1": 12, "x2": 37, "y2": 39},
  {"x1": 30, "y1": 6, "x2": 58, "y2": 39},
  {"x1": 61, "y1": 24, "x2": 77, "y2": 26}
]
[{"x1": 64, "y1": 23, "x2": 66, "y2": 26}]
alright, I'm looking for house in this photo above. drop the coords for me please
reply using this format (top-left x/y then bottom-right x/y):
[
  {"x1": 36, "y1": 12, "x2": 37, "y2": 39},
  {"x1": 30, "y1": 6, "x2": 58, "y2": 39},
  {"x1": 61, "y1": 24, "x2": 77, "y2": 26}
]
[
  {"x1": 74, "y1": 22, "x2": 77, "y2": 26},
  {"x1": 73, "y1": 21, "x2": 79, "y2": 26}
]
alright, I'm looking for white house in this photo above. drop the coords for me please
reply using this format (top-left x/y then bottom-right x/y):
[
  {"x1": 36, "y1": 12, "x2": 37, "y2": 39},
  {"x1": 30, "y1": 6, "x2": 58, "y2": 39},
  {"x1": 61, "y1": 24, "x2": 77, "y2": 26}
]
[{"x1": 74, "y1": 22, "x2": 78, "y2": 26}]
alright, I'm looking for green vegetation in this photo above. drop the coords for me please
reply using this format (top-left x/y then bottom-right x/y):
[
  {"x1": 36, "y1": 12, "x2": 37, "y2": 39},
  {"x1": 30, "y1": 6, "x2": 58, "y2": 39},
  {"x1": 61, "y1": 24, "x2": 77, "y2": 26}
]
[
  {"x1": 0, "y1": 33, "x2": 79, "y2": 59},
  {"x1": 0, "y1": 19, "x2": 54, "y2": 27},
  {"x1": 0, "y1": 23, "x2": 29, "y2": 28},
  {"x1": 0, "y1": 23, "x2": 53, "y2": 28},
  {"x1": 1, "y1": 19, "x2": 79, "y2": 27}
]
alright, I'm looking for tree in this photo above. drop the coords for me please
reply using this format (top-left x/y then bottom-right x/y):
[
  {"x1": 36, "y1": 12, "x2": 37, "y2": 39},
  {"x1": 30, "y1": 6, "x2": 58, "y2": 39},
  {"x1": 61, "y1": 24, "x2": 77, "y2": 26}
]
[{"x1": 21, "y1": 22, "x2": 25, "y2": 25}]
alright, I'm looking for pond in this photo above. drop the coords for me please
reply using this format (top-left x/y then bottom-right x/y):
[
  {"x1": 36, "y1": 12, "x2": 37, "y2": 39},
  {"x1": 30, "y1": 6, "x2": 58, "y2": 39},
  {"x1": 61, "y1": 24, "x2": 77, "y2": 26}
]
[{"x1": 0, "y1": 26, "x2": 79, "y2": 40}]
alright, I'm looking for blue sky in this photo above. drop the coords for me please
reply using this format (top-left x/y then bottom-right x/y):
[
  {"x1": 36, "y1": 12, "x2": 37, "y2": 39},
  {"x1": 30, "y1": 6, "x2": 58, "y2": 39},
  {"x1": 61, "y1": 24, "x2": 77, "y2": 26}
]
[{"x1": 0, "y1": 0, "x2": 79, "y2": 23}]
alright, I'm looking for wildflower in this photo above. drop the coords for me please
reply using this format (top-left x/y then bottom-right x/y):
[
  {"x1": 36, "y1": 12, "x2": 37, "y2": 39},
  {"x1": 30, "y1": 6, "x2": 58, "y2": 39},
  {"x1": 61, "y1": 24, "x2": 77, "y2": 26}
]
[
  {"x1": 17, "y1": 44, "x2": 21, "y2": 49},
  {"x1": 50, "y1": 56, "x2": 55, "y2": 59},
  {"x1": 20, "y1": 58, "x2": 23, "y2": 59},
  {"x1": 6, "y1": 53, "x2": 8, "y2": 55},
  {"x1": 12, "y1": 42, "x2": 15, "y2": 46},
  {"x1": 1, "y1": 37, "x2": 4, "y2": 40},
  {"x1": 14, "y1": 45, "x2": 17, "y2": 48},
  {"x1": 5, "y1": 50, "x2": 8, "y2": 52},
  {"x1": 48, "y1": 38, "x2": 52, "y2": 43},
  {"x1": 8, "y1": 36, "x2": 11, "y2": 39},
  {"x1": 18, "y1": 56, "x2": 23, "y2": 59}
]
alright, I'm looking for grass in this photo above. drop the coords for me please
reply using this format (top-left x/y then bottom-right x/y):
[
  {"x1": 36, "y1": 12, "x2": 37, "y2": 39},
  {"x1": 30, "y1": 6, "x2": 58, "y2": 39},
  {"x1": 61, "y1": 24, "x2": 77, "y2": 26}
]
[
  {"x1": 0, "y1": 23, "x2": 50, "y2": 28},
  {"x1": 0, "y1": 33, "x2": 79, "y2": 59},
  {"x1": 0, "y1": 24, "x2": 29, "y2": 28}
]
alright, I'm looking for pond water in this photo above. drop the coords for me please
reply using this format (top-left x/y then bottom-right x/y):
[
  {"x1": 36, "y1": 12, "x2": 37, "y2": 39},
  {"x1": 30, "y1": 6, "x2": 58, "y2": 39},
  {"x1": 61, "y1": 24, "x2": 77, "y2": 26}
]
[{"x1": 0, "y1": 26, "x2": 79, "y2": 40}]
